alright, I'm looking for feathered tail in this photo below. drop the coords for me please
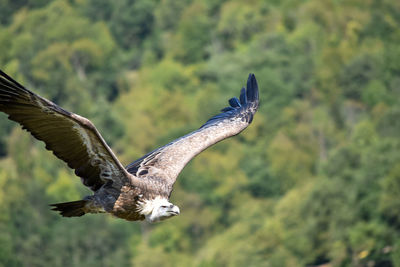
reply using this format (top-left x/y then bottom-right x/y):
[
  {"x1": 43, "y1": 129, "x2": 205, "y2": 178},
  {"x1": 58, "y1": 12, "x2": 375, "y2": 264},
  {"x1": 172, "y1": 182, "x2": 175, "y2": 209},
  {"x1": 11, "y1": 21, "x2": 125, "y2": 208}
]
[{"x1": 50, "y1": 200, "x2": 88, "y2": 217}]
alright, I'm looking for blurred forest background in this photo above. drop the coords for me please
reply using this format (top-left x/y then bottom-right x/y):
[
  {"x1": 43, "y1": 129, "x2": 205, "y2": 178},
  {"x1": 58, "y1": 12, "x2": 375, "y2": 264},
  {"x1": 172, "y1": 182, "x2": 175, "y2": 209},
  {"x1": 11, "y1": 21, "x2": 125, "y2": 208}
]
[{"x1": 0, "y1": 0, "x2": 399, "y2": 266}]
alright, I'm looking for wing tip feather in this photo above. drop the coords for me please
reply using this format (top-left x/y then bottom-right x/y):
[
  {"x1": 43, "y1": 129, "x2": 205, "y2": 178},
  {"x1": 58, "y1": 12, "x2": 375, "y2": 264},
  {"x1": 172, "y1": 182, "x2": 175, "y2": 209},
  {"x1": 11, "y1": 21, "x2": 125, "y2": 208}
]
[
  {"x1": 246, "y1": 73, "x2": 259, "y2": 105},
  {"x1": 201, "y1": 73, "x2": 259, "y2": 128},
  {"x1": 0, "y1": 69, "x2": 27, "y2": 91}
]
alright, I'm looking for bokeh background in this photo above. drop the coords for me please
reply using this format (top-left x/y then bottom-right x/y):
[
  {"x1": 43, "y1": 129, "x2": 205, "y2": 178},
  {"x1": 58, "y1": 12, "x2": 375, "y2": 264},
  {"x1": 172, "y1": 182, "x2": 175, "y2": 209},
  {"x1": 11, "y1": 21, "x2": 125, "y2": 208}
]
[{"x1": 0, "y1": 0, "x2": 400, "y2": 266}]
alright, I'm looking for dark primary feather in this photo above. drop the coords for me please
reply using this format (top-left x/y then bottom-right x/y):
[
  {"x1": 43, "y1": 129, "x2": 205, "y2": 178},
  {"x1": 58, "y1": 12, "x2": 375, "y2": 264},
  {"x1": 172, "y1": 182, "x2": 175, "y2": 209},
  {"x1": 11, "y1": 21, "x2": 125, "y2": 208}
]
[
  {"x1": 126, "y1": 73, "x2": 259, "y2": 191},
  {"x1": 0, "y1": 70, "x2": 131, "y2": 191},
  {"x1": 239, "y1": 87, "x2": 247, "y2": 105},
  {"x1": 229, "y1": 97, "x2": 241, "y2": 108}
]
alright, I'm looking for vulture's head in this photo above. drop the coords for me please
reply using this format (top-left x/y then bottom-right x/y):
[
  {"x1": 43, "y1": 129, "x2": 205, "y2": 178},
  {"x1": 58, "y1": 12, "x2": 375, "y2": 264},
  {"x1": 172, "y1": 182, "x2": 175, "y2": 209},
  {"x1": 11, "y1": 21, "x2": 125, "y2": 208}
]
[{"x1": 142, "y1": 197, "x2": 180, "y2": 223}]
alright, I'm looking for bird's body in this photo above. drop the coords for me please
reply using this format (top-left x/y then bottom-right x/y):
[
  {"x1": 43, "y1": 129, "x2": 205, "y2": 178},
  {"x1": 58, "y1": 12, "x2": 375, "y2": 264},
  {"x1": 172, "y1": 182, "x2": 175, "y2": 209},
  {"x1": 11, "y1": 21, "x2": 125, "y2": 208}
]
[
  {"x1": 71, "y1": 179, "x2": 174, "y2": 222},
  {"x1": 0, "y1": 70, "x2": 259, "y2": 223}
]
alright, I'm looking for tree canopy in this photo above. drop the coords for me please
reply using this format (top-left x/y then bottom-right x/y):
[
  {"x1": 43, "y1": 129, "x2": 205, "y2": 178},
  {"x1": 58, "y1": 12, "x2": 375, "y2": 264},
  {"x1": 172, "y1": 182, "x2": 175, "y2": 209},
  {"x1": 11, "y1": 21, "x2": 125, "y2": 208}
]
[{"x1": 0, "y1": 0, "x2": 400, "y2": 266}]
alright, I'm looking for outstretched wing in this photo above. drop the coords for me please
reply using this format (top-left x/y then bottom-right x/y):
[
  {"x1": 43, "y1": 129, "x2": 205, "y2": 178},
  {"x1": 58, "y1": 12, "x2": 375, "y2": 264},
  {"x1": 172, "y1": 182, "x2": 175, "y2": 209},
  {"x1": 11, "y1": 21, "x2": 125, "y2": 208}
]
[
  {"x1": 126, "y1": 73, "x2": 259, "y2": 189},
  {"x1": 0, "y1": 70, "x2": 132, "y2": 191}
]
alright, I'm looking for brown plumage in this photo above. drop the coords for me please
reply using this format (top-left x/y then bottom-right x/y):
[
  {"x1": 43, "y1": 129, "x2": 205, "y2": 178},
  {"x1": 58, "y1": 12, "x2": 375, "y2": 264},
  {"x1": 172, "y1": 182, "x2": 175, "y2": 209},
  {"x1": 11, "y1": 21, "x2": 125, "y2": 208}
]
[{"x1": 0, "y1": 70, "x2": 259, "y2": 223}]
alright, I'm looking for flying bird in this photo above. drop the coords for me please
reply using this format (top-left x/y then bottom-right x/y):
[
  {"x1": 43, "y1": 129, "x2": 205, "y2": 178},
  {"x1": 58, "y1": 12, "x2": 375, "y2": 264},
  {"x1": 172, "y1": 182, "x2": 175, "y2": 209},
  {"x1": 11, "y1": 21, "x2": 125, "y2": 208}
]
[{"x1": 0, "y1": 70, "x2": 259, "y2": 223}]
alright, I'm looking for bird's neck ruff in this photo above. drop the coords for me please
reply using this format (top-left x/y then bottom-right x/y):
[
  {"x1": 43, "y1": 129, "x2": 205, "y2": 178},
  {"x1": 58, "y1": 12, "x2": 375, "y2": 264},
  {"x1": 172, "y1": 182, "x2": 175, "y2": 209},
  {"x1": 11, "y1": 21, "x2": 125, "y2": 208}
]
[{"x1": 137, "y1": 196, "x2": 170, "y2": 216}]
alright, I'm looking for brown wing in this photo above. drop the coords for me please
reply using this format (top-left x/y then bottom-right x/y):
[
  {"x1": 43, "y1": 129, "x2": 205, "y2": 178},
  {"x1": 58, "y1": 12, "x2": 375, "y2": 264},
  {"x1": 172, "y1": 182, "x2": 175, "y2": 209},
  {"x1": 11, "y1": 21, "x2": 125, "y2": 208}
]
[
  {"x1": 0, "y1": 70, "x2": 134, "y2": 191},
  {"x1": 126, "y1": 74, "x2": 259, "y2": 191}
]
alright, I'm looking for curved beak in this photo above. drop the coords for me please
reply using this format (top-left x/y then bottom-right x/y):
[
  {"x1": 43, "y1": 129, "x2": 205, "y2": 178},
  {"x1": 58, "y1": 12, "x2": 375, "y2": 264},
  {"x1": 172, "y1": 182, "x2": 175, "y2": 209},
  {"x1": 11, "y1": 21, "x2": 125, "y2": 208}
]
[{"x1": 169, "y1": 205, "x2": 180, "y2": 216}]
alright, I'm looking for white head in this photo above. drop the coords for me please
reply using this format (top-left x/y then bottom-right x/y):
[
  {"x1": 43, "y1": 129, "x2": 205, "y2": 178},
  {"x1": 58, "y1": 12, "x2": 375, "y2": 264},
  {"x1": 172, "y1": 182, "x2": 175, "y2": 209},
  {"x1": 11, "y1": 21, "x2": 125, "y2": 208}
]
[{"x1": 139, "y1": 197, "x2": 180, "y2": 223}]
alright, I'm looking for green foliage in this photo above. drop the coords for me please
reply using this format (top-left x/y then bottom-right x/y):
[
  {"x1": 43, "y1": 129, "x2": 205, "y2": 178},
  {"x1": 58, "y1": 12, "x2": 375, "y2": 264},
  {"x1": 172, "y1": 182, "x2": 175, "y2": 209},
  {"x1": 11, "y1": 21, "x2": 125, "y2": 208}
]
[
  {"x1": 109, "y1": 0, "x2": 157, "y2": 50},
  {"x1": 217, "y1": 1, "x2": 267, "y2": 50},
  {"x1": 1, "y1": 0, "x2": 400, "y2": 266},
  {"x1": 173, "y1": 2, "x2": 213, "y2": 63}
]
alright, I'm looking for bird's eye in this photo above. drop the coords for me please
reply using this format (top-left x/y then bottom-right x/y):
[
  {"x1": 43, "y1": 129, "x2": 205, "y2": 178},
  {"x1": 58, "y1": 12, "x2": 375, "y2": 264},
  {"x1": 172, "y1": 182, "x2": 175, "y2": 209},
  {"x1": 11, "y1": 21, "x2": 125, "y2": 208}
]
[{"x1": 161, "y1": 205, "x2": 168, "y2": 208}]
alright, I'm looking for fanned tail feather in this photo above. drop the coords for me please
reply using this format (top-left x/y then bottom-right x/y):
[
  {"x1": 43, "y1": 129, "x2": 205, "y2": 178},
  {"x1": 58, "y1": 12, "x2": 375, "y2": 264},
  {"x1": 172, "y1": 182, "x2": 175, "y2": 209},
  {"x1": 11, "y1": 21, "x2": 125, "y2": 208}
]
[{"x1": 50, "y1": 200, "x2": 88, "y2": 217}]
